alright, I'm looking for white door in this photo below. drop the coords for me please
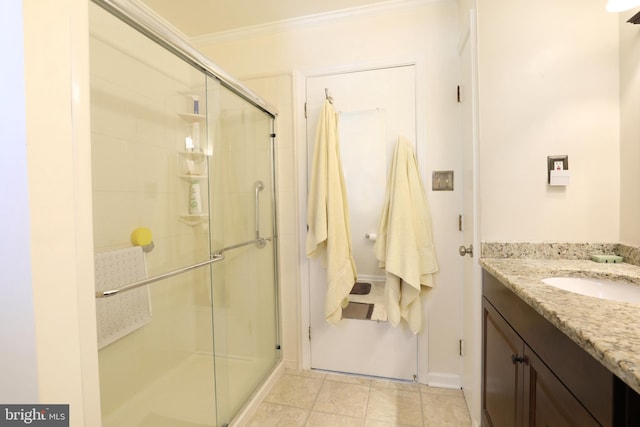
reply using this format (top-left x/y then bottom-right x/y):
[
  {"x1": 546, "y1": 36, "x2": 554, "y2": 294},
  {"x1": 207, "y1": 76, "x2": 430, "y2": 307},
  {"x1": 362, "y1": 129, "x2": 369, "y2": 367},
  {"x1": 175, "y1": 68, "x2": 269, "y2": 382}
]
[
  {"x1": 305, "y1": 65, "x2": 419, "y2": 380},
  {"x1": 461, "y1": 10, "x2": 482, "y2": 425}
]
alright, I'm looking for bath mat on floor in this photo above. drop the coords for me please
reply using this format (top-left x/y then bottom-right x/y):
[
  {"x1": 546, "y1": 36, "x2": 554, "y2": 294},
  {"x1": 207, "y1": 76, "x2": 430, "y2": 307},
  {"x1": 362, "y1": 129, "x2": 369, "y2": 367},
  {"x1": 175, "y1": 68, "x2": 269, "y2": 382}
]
[
  {"x1": 342, "y1": 302, "x2": 374, "y2": 320},
  {"x1": 350, "y1": 281, "x2": 372, "y2": 295}
]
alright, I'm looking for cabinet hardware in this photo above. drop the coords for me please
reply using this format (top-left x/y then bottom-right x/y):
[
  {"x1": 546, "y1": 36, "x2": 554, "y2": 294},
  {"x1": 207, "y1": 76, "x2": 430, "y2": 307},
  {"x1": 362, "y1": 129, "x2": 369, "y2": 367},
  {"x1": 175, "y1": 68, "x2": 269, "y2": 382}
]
[{"x1": 511, "y1": 354, "x2": 525, "y2": 364}]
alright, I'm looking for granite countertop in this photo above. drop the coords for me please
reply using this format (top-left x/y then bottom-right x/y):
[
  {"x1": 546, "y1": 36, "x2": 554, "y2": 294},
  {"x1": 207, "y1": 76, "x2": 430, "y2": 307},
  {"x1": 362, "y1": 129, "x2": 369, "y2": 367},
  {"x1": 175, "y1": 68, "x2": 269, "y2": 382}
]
[{"x1": 480, "y1": 256, "x2": 640, "y2": 395}]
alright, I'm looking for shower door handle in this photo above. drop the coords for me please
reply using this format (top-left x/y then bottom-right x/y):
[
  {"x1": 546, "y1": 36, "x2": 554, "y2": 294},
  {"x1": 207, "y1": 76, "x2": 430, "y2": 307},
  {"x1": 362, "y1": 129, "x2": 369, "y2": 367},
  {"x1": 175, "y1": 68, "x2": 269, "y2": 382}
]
[{"x1": 255, "y1": 181, "x2": 266, "y2": 248}]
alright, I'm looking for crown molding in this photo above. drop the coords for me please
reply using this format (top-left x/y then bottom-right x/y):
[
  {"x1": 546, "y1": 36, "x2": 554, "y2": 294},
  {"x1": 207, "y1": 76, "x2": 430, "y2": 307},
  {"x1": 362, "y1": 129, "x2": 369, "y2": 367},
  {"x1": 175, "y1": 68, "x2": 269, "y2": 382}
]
[{"x1": 191, "y1": 0, "x2": 441, "y2": 46}]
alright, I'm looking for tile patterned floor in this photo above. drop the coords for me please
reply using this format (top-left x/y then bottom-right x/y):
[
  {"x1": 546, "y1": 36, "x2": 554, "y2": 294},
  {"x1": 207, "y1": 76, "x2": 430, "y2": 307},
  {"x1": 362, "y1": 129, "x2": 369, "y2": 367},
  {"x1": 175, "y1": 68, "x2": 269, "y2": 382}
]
[{"x1": 247, "y1": 369, "x2": 472, "y2": 426}]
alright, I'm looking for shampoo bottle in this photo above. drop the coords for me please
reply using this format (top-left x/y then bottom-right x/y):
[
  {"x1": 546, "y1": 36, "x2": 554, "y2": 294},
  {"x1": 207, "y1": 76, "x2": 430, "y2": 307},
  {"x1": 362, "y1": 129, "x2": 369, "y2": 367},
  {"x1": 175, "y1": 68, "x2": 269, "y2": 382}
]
[
  {"x1": 192, "y1": 122, "x2": 200, "y2": 151},
  {"x1": 189, "y1": 180, "x2": 202, "y2": 214},
  {"x1": 192, "y1": 95, "x2": 200, "y2": 114}
]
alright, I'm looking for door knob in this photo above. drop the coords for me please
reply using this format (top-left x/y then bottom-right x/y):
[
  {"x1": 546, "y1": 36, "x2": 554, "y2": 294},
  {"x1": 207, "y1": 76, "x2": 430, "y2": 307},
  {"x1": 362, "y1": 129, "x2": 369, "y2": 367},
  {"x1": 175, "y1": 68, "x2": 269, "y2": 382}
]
[{"x1": 459, "y1": 244, "x2": 473, "y2": 257}]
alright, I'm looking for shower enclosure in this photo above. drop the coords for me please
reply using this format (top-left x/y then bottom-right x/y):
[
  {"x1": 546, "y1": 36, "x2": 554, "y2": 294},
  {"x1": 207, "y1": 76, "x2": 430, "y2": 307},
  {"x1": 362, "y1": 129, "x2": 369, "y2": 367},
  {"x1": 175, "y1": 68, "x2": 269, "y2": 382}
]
[{"x1": 89, "y1": 1, "x2": 280, "y2": 426}]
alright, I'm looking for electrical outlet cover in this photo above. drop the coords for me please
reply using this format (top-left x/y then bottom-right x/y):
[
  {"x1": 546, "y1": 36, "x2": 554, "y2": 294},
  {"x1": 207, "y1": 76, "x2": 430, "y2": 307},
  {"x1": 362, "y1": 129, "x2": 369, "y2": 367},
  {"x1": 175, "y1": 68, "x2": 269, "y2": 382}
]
[{"x1": 432, "y1": 171, "x2": 454, "y2": 191}]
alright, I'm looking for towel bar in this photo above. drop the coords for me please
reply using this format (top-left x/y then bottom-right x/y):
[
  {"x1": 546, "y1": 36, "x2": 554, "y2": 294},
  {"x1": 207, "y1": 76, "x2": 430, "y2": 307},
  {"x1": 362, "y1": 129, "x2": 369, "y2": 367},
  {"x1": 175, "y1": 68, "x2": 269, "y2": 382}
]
[{"x1": 95, "y1": 253, "x2": 225, "y2": 298}]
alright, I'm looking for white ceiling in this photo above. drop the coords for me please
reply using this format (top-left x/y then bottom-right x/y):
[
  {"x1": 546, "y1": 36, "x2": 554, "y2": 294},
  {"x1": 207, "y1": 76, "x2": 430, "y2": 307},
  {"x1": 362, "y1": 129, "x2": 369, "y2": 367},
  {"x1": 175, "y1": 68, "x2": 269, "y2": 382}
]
[{"x1": 139, "y1": 0, "x2": 396, "y2": 37}]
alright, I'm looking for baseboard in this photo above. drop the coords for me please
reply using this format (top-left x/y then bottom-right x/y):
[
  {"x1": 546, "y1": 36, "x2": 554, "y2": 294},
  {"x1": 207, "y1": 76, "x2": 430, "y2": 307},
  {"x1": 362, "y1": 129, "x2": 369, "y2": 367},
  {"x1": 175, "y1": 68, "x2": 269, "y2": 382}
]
[
  {"x1": 229, "y1": 360, "x2": 283, "y2": 426},
  {"x1": 425, "y1": 372, "x2": 462, "y2": 389}
]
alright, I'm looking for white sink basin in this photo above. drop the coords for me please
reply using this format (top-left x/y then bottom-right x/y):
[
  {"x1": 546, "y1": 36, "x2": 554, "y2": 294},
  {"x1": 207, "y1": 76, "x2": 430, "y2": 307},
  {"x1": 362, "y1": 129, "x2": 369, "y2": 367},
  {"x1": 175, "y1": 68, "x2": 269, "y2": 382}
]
[{"x1": 541, "y1": 277, "x2": 640, "y2": 304}]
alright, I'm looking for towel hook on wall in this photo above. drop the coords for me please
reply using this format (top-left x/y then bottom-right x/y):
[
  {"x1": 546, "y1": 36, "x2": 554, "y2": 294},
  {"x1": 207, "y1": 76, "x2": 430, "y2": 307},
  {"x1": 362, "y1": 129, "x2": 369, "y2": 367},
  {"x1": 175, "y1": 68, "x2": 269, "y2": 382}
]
[{"x1": 325, "y1": 88, "x2": 334, "y2": 104}]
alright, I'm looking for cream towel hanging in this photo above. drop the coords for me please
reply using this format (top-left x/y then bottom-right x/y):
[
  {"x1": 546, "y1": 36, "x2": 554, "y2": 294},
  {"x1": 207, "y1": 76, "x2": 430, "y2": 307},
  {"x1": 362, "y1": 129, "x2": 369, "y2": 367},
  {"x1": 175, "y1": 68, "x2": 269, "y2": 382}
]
[
  {"x1": 375, "y1": 136, "x2": 439, "y2": 334},
  {"x1": 306, "y1": 99, "x2": 358, "y2": 324}
]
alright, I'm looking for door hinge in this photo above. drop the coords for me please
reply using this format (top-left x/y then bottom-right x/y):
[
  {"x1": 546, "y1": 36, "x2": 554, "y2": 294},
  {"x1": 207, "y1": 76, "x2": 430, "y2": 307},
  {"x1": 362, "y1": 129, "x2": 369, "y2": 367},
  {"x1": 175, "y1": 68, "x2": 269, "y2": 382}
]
[
  {"x1": 304, "y1": 102, "x2": 308, "y2": 119},
  {"x1": 308, "y1": 326, "x2": 311, "y2": 341},
  {"x1": 458, "y1": 214, "x2": 464, "y2": 232},
  {"x1": 457, "y1": 85, "x2": 462, "y2": 103},
  {"x1": 459, "y1": 339, "x2": 464, "y2": 356}
]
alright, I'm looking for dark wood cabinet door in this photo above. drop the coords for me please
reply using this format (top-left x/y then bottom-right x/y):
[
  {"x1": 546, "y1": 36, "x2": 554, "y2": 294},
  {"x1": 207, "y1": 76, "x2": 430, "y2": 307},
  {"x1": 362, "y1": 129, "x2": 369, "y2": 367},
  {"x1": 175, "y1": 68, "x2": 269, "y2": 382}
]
[
  {"x1": 482, "y1": 299, "x2": 525, "y2": 427},
  {"x1": 482, "y1": 270, "x2": 640, "y2": 427},
  {"x1": 523, "y1": 346, "x2": 600, "y2": 427}
]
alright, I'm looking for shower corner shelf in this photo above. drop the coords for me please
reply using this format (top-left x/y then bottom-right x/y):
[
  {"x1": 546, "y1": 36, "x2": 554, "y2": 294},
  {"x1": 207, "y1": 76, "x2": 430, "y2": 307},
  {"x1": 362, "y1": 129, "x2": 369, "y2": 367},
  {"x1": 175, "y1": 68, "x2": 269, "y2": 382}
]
[
  {"x1": 177, "y1": 150, "x2": 208, "y2": 226},
  {"x1": 177, "y1": 151, "x2": 207, "y2": 178},
  {"x1": 178, "y1": 174, "x2": 207, "y2": 180},
  {"x1": 178, "y1": 113, "x2": 206, "y2": 123},
  {"x1": 177, "y1": 150, "x2": 206, "y2": 160},
  {"x1": 178, "y1": 214, "x2": 208, "y2": 226}
]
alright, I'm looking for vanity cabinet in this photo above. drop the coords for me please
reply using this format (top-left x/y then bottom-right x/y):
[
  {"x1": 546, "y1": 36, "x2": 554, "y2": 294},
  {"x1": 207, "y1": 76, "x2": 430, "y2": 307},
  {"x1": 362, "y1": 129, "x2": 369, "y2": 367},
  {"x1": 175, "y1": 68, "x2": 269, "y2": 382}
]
[
  {"x1": 482, "y1": 299, "x2": 525, "y2": 426},
  {"x1": 524, "y1": 343, "x2": 599, "y2": 426},
  {"x1": 482, "y1": 270, "x2": 640, "y2": 427}
]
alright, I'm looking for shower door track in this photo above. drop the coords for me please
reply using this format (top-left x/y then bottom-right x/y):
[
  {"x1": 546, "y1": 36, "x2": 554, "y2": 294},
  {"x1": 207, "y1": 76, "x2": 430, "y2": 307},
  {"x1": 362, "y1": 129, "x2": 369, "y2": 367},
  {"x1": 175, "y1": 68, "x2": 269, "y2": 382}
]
[
  {"x1": 90, "y1": 0, "x2": 277, "y2": 118},
  {"x1": 95, "y1": 253, "x2": 225, "y2": 298}
]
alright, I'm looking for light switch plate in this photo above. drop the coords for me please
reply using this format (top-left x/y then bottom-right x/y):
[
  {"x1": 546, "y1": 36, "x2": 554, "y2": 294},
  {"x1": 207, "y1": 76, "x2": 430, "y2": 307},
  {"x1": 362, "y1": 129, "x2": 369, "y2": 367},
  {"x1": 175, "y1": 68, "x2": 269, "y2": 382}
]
[
  {"x1": 547, "y1": 155, "x2": 568, "y2": 184},
  {"x1": 432, "y1": 171, "x2": 454, "y2": 191}
]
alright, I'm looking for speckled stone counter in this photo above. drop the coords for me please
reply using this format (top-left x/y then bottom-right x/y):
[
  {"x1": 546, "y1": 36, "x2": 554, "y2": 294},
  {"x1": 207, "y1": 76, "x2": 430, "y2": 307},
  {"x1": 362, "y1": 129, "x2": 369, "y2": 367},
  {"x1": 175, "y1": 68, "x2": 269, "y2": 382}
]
[{"x1": 480, "y1": 243, "x2": 640, "y2": 395}]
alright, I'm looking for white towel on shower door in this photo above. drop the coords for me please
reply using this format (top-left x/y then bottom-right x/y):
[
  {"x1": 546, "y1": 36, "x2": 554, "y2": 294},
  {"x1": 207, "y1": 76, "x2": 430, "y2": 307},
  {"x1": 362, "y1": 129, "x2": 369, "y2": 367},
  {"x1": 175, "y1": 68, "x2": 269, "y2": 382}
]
[
  {"x1": 306, "y1": 99, "x2": 358, "y2": 324},
  {"x1": 375, "y1": 136, "x2": 438, "y2": 334}
]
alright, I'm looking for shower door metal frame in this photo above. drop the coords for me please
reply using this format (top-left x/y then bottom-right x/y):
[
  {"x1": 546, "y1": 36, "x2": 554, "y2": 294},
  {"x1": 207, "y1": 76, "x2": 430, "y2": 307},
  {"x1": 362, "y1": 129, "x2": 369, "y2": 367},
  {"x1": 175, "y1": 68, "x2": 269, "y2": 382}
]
[{"x1": 90, "y1": 0, "x2": 278, "y2": 118}]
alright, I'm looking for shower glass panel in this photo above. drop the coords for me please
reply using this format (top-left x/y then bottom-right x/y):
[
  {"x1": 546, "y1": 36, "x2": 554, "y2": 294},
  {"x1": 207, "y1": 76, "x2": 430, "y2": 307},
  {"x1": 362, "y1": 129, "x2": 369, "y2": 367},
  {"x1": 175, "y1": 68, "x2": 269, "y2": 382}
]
[
  {"x1": 207, "y1": 80, "x2": 280, "y2": 424},
  {"x1": 89, "y1": 3, "x2": 280, "y2": 426}
]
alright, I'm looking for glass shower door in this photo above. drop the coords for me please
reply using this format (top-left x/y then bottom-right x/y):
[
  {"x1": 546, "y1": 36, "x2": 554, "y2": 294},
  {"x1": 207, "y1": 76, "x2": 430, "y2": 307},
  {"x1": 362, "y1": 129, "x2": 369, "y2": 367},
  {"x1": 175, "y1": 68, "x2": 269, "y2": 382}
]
[
  {"x1": 91, "y1": 4, "x2": 216, "y2": 426},
  {"x1": 207, "y1": 79, "x2": 280, "y2": 424},
  {"x1": 90, "y1": 4, "x2": 280, "y2": 426}
]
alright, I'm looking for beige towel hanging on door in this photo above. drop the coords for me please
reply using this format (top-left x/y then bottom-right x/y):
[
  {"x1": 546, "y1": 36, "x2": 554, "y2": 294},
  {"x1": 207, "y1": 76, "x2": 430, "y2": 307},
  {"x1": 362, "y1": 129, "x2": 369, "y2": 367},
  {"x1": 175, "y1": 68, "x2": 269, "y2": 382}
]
[
  {"x1": 306, "y1": 99, "x2": 358, "y2": 324},
  {"x1": 375, "y1": 136, "x2": 438, "y2": 334}
]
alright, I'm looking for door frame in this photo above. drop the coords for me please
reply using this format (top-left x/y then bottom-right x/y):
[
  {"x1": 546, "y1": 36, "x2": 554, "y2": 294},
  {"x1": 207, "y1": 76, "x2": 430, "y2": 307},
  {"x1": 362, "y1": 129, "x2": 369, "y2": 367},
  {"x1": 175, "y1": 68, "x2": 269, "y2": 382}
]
[{"x1": 294, "y1": 57, "x2": 429, "y2": 381}]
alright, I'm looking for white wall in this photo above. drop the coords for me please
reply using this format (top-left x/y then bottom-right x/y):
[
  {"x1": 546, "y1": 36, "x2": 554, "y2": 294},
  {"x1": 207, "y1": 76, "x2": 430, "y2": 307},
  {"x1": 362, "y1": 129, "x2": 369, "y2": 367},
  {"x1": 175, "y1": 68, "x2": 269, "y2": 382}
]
[
  {"x1": 196, "y1": 0, "x2": 464, "y2": 384},
  {"x1": 476, "y1": 0, "x2": 621, "y2": 243},
  {"x1": 619, "y1": 10, "x2": 640, "y2": 245},
  {"x1": 0, "y1": 0, "x2": 38, "y2": 404},
  {"x1": 22, "y1": 0, "x2": 102, "y2": 425}
]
